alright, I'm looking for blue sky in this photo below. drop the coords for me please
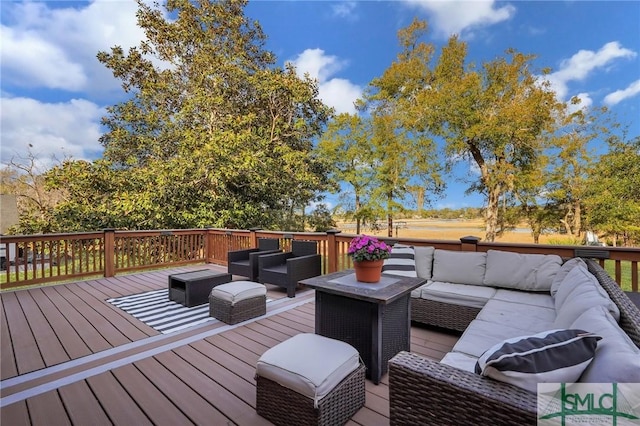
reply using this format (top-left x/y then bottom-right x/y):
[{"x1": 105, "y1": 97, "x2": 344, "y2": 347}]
[{"x1": 1, "y1": 0, "x2": 639, "y2": 210}]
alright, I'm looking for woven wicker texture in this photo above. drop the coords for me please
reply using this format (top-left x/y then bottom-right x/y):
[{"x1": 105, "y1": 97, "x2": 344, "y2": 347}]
[
  {"x1": 256, "y1": 363, "x2": 365, "y2": 426},
  {"x1": 390, "y1": 258, "x2": 640, "y2": 425},
  {"x1": 389, "y1": 351, "x2": 537, "y2": 425},
  {"x1": 316, "y1": 291, "x2": 410, "y2": 382},
  {"x1": 209, "y1": 294, "x2": 266, "y2": 324},
  {"x1": 411, "y1": 298, "x2": 481, "y2": 332}
]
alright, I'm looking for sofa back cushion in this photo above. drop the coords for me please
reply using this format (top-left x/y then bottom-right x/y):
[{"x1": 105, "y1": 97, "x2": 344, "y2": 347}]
[
  {"x1": 570, "y1": 305, "x2": 640, "y2": 383},
  {"x1": 432, "y1": 250, "x2": 487, "y2": 286},
  {"x1": 550, "y1": 257, "x2": 587, "y2": 297},
  {"x1": 553, "y1": 265, "x2": 620, "y2": 328},
  {"x1": 482, "y1": 250, "x2": 562, "y2": 292},
  {"x1": 414, "y1": 246, "x2": 435, "y2": 279},
  {"x1": 382, "y1": 244, "x2": 417, "y2": 277}
]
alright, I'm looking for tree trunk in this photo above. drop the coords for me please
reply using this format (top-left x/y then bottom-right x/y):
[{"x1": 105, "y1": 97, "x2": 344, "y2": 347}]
[
  {"x1": 387, "y1": 192, "x2": 393, "y2": 238},
  {"x1": 355, "y1": 194, "x2": 361, "y2": 234},
  {"x1": 573, "y1": 202, "x2": 581, "y2": 238},
  {"x1": 485, "y1": 187, "x2": 500, "y2": 242}
]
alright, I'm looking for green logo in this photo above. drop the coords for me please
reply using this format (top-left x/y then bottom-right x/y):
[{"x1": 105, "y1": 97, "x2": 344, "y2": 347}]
[{"x1": 538, "y1": 383, "x2": 640, "y2": 425}]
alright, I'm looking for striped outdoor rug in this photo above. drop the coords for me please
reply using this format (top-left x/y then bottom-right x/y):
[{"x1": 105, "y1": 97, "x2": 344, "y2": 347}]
[{"x1": 107, "y1": 289, "x2": 215, "y2": 334}]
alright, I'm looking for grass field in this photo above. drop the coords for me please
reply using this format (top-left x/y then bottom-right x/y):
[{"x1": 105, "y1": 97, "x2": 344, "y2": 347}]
[
  {"x1": 335, "y1": 218, "x2": 572, "y2": 244},
  {"x1": 336, "y1": 219, "x2": 637, "y2": 291}
]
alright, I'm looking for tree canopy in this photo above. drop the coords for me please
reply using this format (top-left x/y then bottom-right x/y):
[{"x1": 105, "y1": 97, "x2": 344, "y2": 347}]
[{"x1": 44, "y1": 0, "x2": 333, "y2": 232}]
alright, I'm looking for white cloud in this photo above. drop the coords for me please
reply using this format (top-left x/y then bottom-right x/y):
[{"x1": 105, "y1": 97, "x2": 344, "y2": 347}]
[
  {"x1": 545, "y1": 42, "x2": 637, "y2": 101},
  {"x1": 403, "y1": 0, "x2": 515, "y2": 37},
  {"x1": 604, "y1": 79, "x2": 640, "y2": 106},
  {"x1": 0, "y1": 0, "x2": 145, "y2": 95},
  {"x1": 289, "y1": 49, "x2": 362, "y2": 114},
  {"x1": 0, "y1": 96, "x2": 104, "y2": 169},
  {"x1": 331, "y1": 1, "x2": 358, "y2": 20}
]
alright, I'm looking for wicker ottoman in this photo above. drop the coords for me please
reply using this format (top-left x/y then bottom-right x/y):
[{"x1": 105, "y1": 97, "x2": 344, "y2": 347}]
[
  {"x1": 209, "y1": 281, "x2": 266, "y2": 324},
  {"x1": 256, "y1": 333, "x2": 365, "y2": 426}
]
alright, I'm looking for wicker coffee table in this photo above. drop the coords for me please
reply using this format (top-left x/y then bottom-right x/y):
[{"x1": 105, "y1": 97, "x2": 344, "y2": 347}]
[
  {"x1": 300, "y1": 270, "x2": 425, "y2": 384},
  {"x1": 168, "y1": 270, "x2": 232, "y2": 307}
]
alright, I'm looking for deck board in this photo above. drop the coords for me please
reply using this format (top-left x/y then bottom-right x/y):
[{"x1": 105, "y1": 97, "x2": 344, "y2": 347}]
[{"x1": 1, "y1": 265, "x2": 459, "y2": 425}]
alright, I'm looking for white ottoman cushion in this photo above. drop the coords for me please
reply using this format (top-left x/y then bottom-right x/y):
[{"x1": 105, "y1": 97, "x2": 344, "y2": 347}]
[
  {"x1": 256, "y1": 333, "x2": 360, "y2": 407},
  {"x1": 211, "y1": 281, "x2": 266, "y2": 305}
]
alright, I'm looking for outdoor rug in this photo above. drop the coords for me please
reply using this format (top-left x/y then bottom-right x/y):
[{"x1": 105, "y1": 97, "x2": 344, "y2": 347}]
[{"x1": 108, "y1": 289, "x2": 271, "y2": 334}]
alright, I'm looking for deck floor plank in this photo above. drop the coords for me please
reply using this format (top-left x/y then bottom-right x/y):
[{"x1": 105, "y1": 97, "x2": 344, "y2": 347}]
[
  {"x1": 15, "y1": 289, "x2": 72, "y2": 367},
  {"x1": 0, "y1": 399, "x2": 30, "y2": 425},
  {"x1": 53, "y1": 284, "x2": 132, "y2": 348},
  {"x1": 86, "y1": 372, "x2": 153, "y2": 425},
  {"x1": 58, "y1": 379, "x2": 112, "y2": 426},
  {"x1": 134, "y1": 355, "x2": 230, "y2": 425},
  {"x1": 40, "y1": 285, "x2": 112, "y2": 356},
  {"x1": 1, "y1": 266, "x2": 459, "y2": 426},
  {"x1": 29, "y1": 288, "x2": 92, "y2": 361},
  {"x1": 2, "y1": 291, "x2": 45, "y2": 376},
  {"x1": 0, "y1": 292, "x2": 18, "y2": 379},
  {"x1": 26, "y1": 391, "x2": 71, "y2": 426},
  {"x1": 171, "y1": 344, "x2": 260, "y2": 411},
  {"x1": 155, "y1": 349, "x2": 271, "y2": 426},
  {"x1": 111, "y1": 363, "x2": 194, "y2": 425}
]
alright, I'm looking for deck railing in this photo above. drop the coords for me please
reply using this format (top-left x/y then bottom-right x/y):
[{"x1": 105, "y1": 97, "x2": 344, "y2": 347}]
[{"x1": 1, "y1": 229, "x2": 639, "y2": 291}]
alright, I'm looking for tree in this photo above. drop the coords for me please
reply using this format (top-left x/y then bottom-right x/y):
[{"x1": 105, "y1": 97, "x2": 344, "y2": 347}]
[
  {"x1": 46, "y1": 0, "x2": 332, "y2": 232},
  {"x1": 0, "y1": 145, "x2": 67, "y2": 234},
  {"x1": 316, "y1": 113, "x2": 375, "y2": 234},
  {"x1": 583, "y1": 136, "x2": 640, "y2": 246},
  {"x1": 545, "y1": 104, "x2": 612, "y2": 238},
  {"x1": 387, "y1": 20, "x2": 560, "y2": 241},
  {"x1": 358, "y1": 20, "x2": 443, "y2": 237}
]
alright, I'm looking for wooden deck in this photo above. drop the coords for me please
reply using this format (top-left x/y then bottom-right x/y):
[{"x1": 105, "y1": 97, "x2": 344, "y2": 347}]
[{"x1": 0, "y1": 265, "x2": 460, "y2": 425}]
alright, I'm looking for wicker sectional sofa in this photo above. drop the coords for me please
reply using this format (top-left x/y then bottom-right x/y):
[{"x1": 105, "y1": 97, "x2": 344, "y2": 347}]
[{"x1": 386, "y1": 248, "x2": 640, "y2": 425}]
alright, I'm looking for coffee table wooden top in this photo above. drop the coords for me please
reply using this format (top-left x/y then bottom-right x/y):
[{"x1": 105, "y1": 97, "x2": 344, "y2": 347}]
[{"x1": 300, "y1": 270, "x2": 426, "y2": 304}]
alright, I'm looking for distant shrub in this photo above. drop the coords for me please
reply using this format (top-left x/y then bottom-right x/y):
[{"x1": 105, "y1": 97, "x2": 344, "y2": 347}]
[{"x1": 546, "y1": 237, "x2": 581, "y2": 246}]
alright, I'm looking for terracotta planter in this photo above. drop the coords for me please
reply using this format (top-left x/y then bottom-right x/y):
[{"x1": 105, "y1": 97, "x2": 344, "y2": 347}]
[{"x1": 353, "y1": 259, "x2": 384, "y2": 283}]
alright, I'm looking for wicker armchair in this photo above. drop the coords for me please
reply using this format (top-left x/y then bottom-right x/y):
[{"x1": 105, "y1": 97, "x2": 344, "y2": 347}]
[
  {"x1": 227, "y1": 238, "x2": 281, "y2": 281},
  {"x1": 258, "y1": 240, "x2": 321, "y2": 298},
  {"x1": 389, "y1": 259, "x2": 640, "y2": 425}
]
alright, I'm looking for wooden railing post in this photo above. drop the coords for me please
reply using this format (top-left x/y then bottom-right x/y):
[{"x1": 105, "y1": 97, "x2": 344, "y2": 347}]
[
  {"x1": 104, "y1": 229, "x2": 115, "y2": 277},
  {"x1": 326, "y1": 229, "x2": 341, "y2": 273},
  {"x1": 460, "y1": 236, "x2": 480, "y2": 252},
  {"x1": 205, "y1": 228, "x2": 213, "y2": 263},
  {"x1": 249, "y1": 227, "x2": 261, "y2": 248}
]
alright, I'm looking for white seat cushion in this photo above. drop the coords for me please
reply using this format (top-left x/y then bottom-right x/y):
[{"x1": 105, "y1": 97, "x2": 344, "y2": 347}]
[
  {"x1": 492, "y1": 289, "x2": 555, "y2": 309},
  {"x1": 476, "y1": 299, "x2": 556, "y2": 332},
  {"x1": 210, "y1": 281, "x2": 266, "y2": 305},
  {"x1": 440, "y1": 351, "x2": 478, "y2": 373},
  {"x1": 256, "y1": 333, "x2": 360, "y2": 407},
  {"x1": 452, "y1": 319, "x2": 551, "y2": 358},
  {"x1": 419, "y1": 281, "x2": 496, "y2": 309}
]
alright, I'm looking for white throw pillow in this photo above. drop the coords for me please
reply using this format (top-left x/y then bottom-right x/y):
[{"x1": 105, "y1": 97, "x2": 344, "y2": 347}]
[
  {"x1": 432, "y1": 250, "x2": 487, "y2": 286},
  {"x1": 483, "y1": 250, "x2": 562, "y2": 291},
  {"x1": 414, "y1": 246, "x2": 435, "y2": 279},
  {"x1": 382, "y1": 244, "x2": 417, "y2": 277},
  {"x1": 475, "y1": 329, "x2": 601, "y2": 393}
]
